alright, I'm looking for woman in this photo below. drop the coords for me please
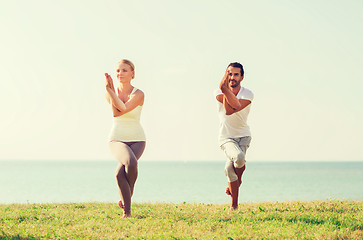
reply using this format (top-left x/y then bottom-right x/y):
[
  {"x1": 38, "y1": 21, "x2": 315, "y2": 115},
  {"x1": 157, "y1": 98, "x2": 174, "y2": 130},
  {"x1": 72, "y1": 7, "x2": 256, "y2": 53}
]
[{"x1": 105, "y1": 59, "x2": 146, "y2": 218}]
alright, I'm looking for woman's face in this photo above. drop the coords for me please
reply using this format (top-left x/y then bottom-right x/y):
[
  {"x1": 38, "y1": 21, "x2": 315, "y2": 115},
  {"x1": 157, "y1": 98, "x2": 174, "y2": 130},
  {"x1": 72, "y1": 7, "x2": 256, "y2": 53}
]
[{"x1": 116, "y1": 63, "x2": 134, "y2": 83}]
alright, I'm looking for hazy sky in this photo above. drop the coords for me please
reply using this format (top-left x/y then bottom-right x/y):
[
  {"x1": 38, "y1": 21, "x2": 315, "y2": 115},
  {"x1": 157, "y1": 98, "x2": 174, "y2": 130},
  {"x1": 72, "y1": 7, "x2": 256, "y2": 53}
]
[{"x1": 1, "y1": 0, "x2": 362, "y2": 162}]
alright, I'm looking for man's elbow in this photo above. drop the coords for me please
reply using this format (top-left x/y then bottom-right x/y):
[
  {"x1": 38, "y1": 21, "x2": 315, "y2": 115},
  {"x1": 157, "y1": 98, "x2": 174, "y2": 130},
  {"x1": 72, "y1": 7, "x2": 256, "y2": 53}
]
[
  {"x1": 234, "y1": 102, "x2": 242, "y2": 109},
  {"x1": 225, "y1": 109, "x2": 234, "y2": 115}
]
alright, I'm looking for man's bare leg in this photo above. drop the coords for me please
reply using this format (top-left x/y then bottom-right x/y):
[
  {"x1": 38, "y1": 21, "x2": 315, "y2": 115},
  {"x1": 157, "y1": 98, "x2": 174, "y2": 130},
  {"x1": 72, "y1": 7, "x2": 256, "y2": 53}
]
[{"x1": 226, "y1": 165, "x2": 246, "y2": 195}]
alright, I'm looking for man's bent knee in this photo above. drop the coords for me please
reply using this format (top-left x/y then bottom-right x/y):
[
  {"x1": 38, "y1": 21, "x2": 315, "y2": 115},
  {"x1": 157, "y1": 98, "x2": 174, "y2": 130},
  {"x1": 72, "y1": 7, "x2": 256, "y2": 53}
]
[
  {"x1": 234, "y1": 158, "x2": 246, "y2": 168},
  {"x1": 225, "y1": 165, "x2": 238, "y2": 182},
  {"x1": 233, "y1": 152, "x2": 246, "y2": 168}
]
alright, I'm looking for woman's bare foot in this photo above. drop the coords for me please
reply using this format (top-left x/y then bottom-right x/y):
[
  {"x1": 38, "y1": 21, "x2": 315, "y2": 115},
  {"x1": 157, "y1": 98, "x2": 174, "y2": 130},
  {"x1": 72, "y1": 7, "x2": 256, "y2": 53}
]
[{"x1": 123, "y1": 213, "x2": 131, "y2": 218}]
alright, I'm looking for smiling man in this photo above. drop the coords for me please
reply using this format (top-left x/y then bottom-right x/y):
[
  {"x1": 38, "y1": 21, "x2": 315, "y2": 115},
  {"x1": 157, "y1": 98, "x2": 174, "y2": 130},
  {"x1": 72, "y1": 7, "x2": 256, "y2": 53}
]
[{"x1": 215, "y1": 62, "x2": 254, "y2": 210}]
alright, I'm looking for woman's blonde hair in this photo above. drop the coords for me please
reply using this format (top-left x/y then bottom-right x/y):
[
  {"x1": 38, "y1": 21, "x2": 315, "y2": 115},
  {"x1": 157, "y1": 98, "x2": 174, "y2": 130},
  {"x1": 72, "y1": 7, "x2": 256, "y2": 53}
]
[{"x1": 118, "y1": 59, "x2": 135, "y2": 79}]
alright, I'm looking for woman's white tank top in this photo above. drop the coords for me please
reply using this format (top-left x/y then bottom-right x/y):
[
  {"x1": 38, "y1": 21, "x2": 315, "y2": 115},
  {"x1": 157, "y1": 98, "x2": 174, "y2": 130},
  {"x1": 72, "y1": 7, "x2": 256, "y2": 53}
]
[{"x1": 109, "y1": 88, "x2": 146, "y2": 142}]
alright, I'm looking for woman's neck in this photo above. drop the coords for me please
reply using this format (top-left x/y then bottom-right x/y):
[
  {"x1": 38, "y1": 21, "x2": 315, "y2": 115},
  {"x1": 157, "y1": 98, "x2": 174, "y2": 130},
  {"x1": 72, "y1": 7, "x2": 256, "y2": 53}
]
[{"x1": 118, "y1": 82, "x2": 133, "y2": 94}]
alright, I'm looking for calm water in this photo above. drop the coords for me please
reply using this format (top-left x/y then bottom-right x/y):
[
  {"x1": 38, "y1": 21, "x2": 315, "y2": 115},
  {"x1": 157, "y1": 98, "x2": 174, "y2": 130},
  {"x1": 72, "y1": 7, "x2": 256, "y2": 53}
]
[{"x1": 0, "y1": 161, "x2": 362, "y2": 204}]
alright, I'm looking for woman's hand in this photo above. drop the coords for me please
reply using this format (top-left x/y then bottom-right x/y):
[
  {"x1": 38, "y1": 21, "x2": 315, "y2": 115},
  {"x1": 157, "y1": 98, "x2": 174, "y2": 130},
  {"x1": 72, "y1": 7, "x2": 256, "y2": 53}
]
[
  {"x1": 104, "y1": 72, "x2": 128, "y2": 114},
  {"x1": 105, "y1": 73, "x2": 115, "y2": 92}
]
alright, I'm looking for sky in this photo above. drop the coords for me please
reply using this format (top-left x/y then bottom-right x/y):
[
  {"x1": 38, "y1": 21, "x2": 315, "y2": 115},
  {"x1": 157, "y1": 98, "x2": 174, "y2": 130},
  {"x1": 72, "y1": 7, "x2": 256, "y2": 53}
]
[{"x1": 1, "y1": 0, "x2": 362, "y2": 162}]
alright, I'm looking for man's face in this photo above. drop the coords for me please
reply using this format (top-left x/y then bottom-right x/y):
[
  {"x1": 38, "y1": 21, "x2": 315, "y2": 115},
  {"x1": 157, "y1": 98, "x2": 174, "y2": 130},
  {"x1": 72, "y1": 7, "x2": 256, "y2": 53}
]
[{"x1": 227, "y1": 67, "x2": 244, "y2": 88}]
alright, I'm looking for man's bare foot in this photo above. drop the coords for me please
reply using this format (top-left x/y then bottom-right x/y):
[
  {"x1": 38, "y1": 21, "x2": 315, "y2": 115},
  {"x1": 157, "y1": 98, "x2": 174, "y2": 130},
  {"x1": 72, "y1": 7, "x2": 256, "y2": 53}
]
[
  {"x1": 118, "y1": 200, "x2": 124, "y2": 209},
  {"x1": 226, "y1": 179, "x2": 242, "y2": 196},
  {"x1": 230, "y1": 205, "x2": 238, "y2": 211}
]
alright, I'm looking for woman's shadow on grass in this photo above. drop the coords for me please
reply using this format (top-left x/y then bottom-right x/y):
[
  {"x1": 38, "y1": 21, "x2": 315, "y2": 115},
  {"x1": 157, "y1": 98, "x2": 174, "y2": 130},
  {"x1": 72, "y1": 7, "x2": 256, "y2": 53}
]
[{"x1": 0, "y1": 236, "x2": 38, "y2": 240}]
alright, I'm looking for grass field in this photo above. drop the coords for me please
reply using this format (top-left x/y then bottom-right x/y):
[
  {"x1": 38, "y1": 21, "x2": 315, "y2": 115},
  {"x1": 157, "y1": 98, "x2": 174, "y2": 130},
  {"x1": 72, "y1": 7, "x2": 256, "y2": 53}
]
[{"x1": 0, "y1": 200, "x2": 362, "y2": 239}]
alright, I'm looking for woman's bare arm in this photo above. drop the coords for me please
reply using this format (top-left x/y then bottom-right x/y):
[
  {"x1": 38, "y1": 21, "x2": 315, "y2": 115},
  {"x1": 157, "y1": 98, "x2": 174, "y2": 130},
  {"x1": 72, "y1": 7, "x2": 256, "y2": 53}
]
[{"x1": 105, "y1": 73, "x2": 144, "y2": 117}]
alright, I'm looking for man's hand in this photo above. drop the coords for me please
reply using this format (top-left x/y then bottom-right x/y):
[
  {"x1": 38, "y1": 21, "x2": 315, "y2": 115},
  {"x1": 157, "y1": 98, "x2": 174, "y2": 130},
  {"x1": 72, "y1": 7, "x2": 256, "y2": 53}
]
[{"x1": 219, "y1": 69, "x2": 230, "y2": 92}]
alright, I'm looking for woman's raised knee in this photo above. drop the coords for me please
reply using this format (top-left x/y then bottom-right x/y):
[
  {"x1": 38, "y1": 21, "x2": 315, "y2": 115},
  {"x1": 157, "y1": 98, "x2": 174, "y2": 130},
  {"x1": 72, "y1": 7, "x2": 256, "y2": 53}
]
[
  {"x1": 126, "y1": 157, "x2": 138, "y2": 172},
  {"x1": 116, "y1": 169, "x2": 126, "y2": 181}
]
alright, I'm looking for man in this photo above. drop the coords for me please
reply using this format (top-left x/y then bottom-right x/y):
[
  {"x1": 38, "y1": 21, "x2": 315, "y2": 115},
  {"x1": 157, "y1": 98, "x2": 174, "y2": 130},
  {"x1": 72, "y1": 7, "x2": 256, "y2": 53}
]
[{"x1": 215, "y1": 62, "x2": 254, "y2": 210}]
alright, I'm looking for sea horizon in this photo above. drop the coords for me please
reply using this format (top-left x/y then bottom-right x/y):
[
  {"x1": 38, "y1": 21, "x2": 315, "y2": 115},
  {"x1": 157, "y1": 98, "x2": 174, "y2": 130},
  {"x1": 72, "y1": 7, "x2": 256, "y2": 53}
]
[{"x1": 1, "y1": 160, "x2": 362, "y2": 204}]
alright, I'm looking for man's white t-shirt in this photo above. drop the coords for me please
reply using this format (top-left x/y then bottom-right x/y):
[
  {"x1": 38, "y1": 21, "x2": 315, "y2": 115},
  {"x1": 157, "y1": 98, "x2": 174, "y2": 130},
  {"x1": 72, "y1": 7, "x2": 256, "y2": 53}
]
[{"x1": 215, "y1": 87, "x2": 254, "y2": 140}]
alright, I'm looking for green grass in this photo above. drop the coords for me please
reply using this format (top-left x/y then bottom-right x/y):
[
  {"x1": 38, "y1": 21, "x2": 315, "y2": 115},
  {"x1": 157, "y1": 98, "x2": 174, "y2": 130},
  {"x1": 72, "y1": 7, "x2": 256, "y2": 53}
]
[{"x1": 0, "y1": 200, "x2": 362, "y2": 239}]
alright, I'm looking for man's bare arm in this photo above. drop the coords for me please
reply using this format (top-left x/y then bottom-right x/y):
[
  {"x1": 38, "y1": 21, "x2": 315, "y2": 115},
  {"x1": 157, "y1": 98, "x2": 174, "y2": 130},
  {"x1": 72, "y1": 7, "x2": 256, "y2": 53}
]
[{"x1": 217, "y1": 94, "x2": 251, "y2": 115}]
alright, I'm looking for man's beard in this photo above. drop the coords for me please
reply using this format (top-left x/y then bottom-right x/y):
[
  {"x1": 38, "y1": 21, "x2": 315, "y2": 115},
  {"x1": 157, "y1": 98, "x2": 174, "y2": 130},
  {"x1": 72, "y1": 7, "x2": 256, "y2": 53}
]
[{"x1": 229, "y1": 80, "x2": 240, "y2": 88}]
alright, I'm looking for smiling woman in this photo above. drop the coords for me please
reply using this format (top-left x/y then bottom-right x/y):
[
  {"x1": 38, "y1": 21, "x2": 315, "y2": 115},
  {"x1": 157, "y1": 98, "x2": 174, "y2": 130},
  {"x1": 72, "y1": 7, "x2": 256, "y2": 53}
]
[{"x1": 105, "y1": 59, "x2": 146, "y2": 218}]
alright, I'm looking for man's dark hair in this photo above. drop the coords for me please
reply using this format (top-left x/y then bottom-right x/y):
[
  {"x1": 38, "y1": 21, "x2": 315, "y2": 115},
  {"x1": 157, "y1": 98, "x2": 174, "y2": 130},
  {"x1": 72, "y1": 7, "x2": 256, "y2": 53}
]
[{"x1": 228, "y1": 62, "x2": 244, "y2": 76}]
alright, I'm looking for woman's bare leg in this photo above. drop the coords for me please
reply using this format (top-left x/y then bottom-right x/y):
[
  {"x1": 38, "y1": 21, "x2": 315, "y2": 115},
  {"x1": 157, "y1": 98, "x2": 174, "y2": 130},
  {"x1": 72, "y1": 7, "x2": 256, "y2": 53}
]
[
  {"x1": 109, "y1": 141, "x2": 145, "y2": 217},
  {"x1": 128, "y1": 141, "x2": 145, "y2": 195}
]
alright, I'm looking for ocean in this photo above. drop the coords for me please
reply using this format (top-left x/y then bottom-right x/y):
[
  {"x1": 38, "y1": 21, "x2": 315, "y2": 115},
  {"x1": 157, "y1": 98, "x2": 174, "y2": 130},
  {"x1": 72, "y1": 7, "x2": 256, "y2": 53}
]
[{"x1": 0, "y1": 161, "x2": 362, "y2": 204}]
